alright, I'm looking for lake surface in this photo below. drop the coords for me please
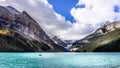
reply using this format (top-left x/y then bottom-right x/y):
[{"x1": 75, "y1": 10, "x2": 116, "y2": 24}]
[{"x1": 0, "y1": 53, "x2": 120, "y2": 68}]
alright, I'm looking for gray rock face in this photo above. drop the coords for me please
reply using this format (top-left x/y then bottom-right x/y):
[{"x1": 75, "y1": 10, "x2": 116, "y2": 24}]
[
  {"x1": 0, "y1": 6, "x2": 65, "y2": 52},
  {"x1": 94, "y1": 21, "x2": 120, "y2": 34},
  {"x1": 0, "y1": 6, "x2": 15, "y2": 22},
  {"x1": 52, "y1": 36, "x2": 67, "y2": 47},
  {"x1": 70, "y1": 21, "x2": 120, "y2": 52},
  {"x1": 15, "y1": 11, "x2": 46, "y2": 40},
  {"x1": 5, "y1": 6, "x2": 20, "y2": 15}
]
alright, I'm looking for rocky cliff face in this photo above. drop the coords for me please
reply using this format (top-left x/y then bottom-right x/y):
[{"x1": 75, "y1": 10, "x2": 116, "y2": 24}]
[
  {"x1": 70, "y1": 21, "x2": 120, "y2": 52},
  {"x1": 0, "y1": 6, "x2": 15, "y2": 22},
  {"x1": 94, "y1": 21, "x2": 120, "y2": 34},
  {"x1": 52, "y1": 36, "x2": 67, "y2": 47},
  {"x1": 0, "y1": 6, "x2": 65, "y2": 52}
]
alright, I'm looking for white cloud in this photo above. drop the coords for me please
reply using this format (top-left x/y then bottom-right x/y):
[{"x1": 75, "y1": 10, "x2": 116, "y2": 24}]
[
  {"x1": 0, "y1": 0, "x2": 5, "y2": 2},
  {"x1": 0, "y1": 0, "x2": 73, "y2": 40},
  {"x1": 0, "y1": 0, "x2": 120, "y2": 40},
  {"x1": 70, "y1": 0, "x2": 120, "y2": 39}
]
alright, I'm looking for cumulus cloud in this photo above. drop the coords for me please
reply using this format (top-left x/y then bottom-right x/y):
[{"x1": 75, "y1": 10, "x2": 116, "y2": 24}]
[
  {"x1": 70, "y1": 0, "x2": 120, "y2": 38},
  {"x1": 0, "y1": 0, "x2": 5, "y2": 2},
  {"x1": 0, "y1": 0, "x2": 120, "y2": 40},
  {"x1": 0, "y1": 0, "x2": 73, "y2": 40}
]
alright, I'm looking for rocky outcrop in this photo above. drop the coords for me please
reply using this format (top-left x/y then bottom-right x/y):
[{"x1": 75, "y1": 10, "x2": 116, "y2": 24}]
[
  {"x1": 94, "y1": 21, "x2": 120, "y2": 34},
  {"x1": 52, "y1": 36, "x2": 67, "y2": 47},
  {"x1": 0, "y1": 6, "x2": 15, "y2": 22},
  {"x1": 0, "y1": 6, "x2": 65, "y2": 52},
  {"x1": 70, "y1": 21, "x2": 120, "y2": 52},
  {"x1": 5, "y1": 6, "x2": 20, "y2": 15},
  {"x1": 0, "y1": 33, "x2": 51, "y2": 52}
]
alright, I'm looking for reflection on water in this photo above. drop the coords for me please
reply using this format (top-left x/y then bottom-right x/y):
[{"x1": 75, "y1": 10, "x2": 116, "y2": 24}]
[{"x1": 0, "y1": 52, "x2": 120, "y2": 68}]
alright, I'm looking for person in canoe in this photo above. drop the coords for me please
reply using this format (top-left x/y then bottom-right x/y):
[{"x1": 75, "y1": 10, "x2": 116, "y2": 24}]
[{"x1": 39, "y1": 54, "x2": 42, "y2": 56}]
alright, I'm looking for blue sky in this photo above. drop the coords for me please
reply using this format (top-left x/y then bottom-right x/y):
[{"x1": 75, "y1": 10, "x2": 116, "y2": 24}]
[
  {"x1": 114, "y1": 5, "x2": 120, "y2": 13},
  {"x1": 1, "y1": 0, "x2": 120, "y2": 40},
  {"x1": 48, "y1": 0, "x2": 120, "y2": 23},
  {"x1": 48, "y1": 0, "x2": 78, "y2": 22}
]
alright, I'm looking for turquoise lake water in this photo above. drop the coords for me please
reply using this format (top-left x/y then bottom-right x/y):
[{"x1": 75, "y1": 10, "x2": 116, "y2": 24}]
[{"x1": 0, "y1": 53, "x2": 120, "y2": 68}]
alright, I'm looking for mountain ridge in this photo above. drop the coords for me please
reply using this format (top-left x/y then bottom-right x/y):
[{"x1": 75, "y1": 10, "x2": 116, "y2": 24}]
[
  {"x1": 70, "y1": 21, "x2": 120, "y2": 52},
  {"x1": 0, "y1": 6, "x2": 66, "y2": 52}
]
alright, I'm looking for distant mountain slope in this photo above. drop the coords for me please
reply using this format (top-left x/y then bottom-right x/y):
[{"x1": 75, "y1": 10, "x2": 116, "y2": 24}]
[
  {"x1": 0, "y1": 6, "x2": 65, "y2": 52},
  {"x1": 51, "y1": 36, "x2": 67, "y2": 47},
  {"x1": 49, "y1": 34, "x2": 76, "y2": 48},
  {"x1": 70, "y1": 21, "x2": 120, "y2": 52}
]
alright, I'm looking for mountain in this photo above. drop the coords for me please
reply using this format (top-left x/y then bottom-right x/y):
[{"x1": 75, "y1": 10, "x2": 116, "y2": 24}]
[
  {"x1": 70, "y1": 21, "x2": 120, "y2": 52},
  {"x1": 64, "y1": 40, "x2": 77, "y2": 49},
  {"x1": 52, "y1": 36, "x2": 67, "y2": 47},
  {"x1": 0, "y1": 6, "x2": 66, "y2": 52},
  {"x1": 49, "y1": 34, "x2": 76, "y2": 49}
]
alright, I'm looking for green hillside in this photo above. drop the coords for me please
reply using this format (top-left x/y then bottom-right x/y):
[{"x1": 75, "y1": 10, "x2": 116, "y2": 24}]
[
  {"x1": 0, "y1": 33, "x2": 51, "y2": 52},
  {"x1": 84, "y1": 29, "x2": 120, "y2": 52}
]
